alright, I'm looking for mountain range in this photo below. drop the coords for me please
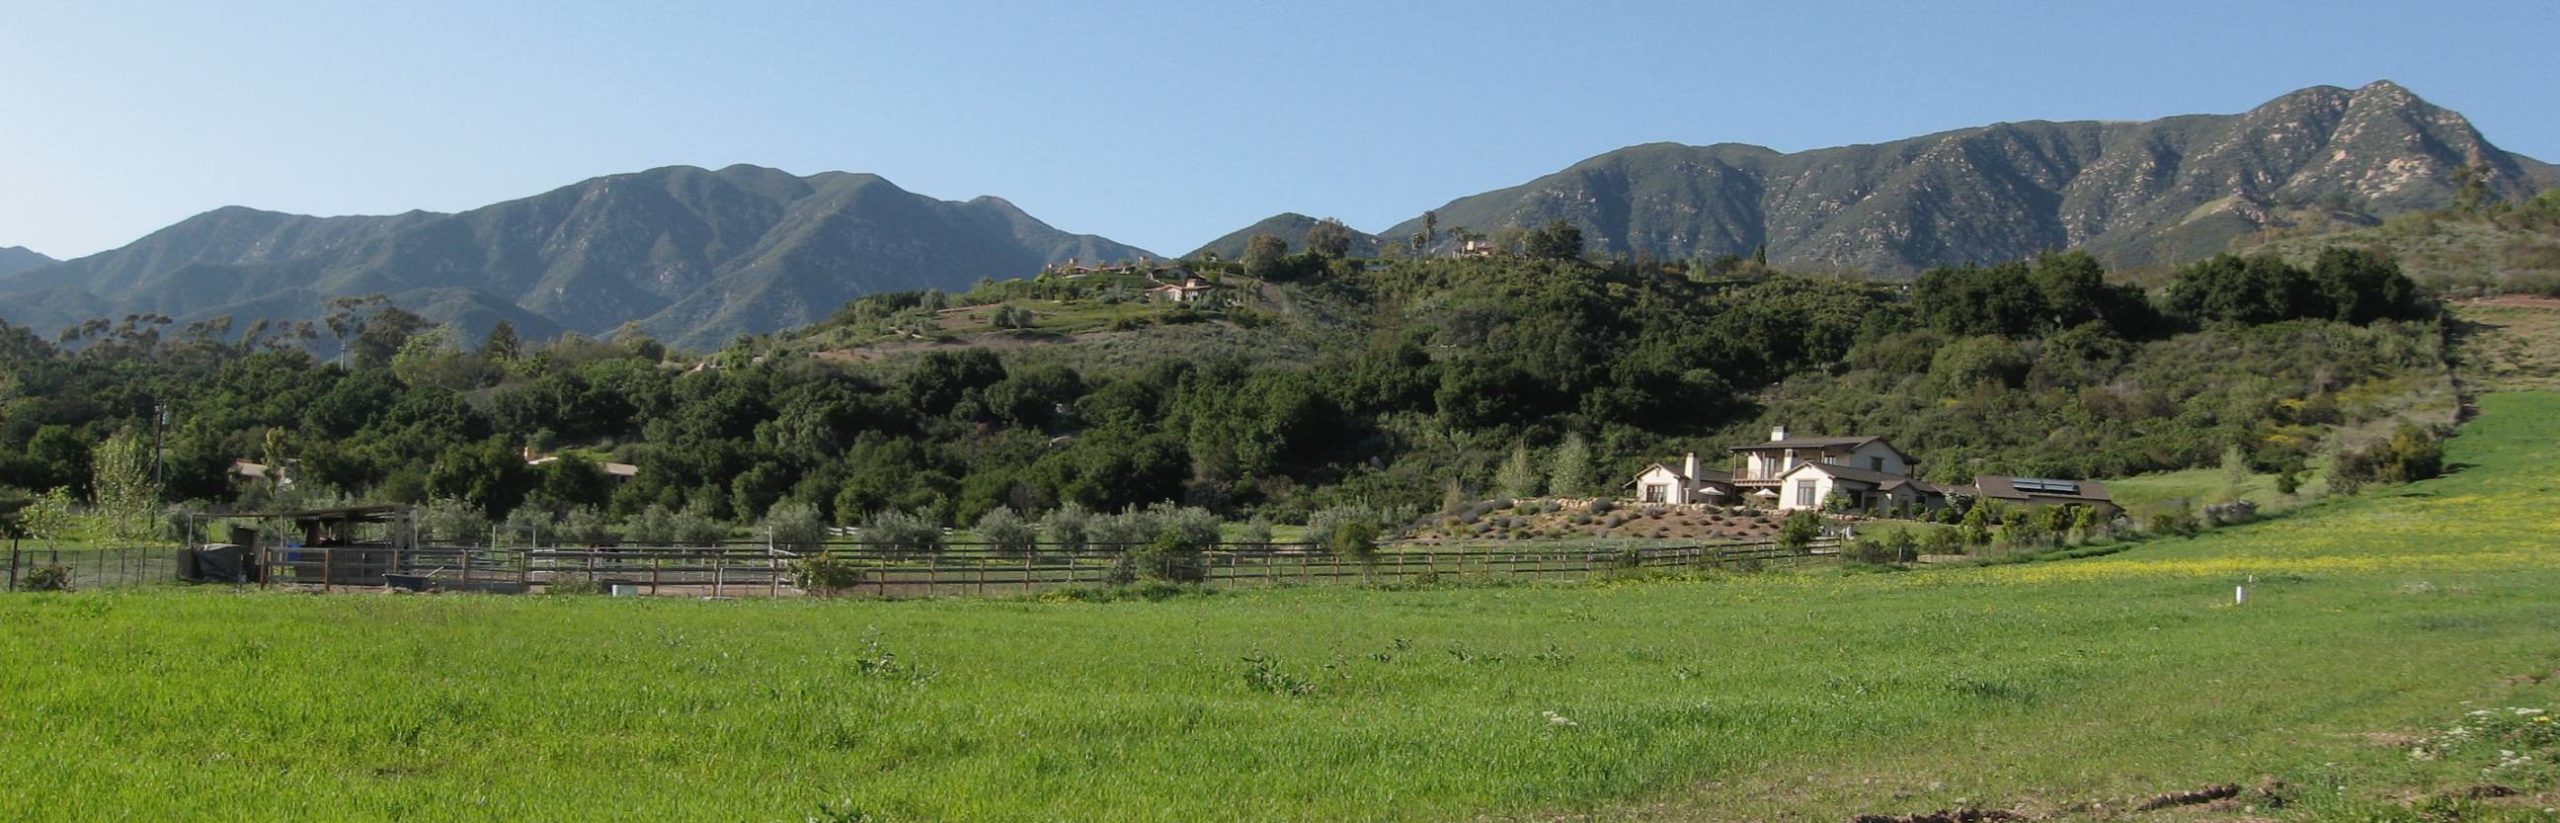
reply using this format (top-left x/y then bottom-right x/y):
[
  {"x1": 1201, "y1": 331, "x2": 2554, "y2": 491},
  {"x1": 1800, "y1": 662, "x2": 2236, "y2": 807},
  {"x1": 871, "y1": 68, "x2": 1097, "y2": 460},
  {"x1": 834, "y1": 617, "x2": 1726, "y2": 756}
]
[
  {"x1": 0, "y1": 166, "x2": 1151, "y2": 349},
  {"x1": 1375, "y1": 81, "x2": 2556, "y2": 272},
  {"x1": 3, "y1": 80, "x2": 2549, "y2": 349}
]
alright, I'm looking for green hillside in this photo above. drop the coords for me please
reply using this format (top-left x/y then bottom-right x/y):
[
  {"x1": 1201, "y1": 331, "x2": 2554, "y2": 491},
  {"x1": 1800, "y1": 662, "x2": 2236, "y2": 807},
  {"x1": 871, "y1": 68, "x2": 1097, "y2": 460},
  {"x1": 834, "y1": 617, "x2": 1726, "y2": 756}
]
[
  {"x1": 1187, "y1": 213, "x2": 1382, "y2": 261},
  {"x1": 2238, "y1": 189, "x2": 2560, "y2": 297}
]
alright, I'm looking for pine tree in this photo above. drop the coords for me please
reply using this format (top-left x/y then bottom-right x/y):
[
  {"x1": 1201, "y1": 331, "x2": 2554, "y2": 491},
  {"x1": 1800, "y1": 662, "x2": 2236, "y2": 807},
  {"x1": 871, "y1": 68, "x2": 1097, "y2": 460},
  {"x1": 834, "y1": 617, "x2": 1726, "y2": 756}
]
[{"x1": 483, "y1": 320, "x2": 522, "y2": 361}]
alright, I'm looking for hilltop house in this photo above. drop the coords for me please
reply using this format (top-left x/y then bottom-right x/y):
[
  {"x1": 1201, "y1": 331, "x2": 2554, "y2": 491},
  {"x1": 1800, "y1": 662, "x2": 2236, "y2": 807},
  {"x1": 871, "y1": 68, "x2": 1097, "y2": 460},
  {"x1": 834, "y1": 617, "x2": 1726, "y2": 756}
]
[{"x1": 1146, "y1": 277, "x2": 1218, "y2": 303}]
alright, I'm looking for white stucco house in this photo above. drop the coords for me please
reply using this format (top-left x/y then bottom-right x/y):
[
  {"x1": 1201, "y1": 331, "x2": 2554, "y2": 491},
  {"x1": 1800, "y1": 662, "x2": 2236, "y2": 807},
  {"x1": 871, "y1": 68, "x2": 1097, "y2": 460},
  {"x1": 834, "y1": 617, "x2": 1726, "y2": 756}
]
[
  {"x1": 1770, "y1": 461, "x2": 1940, "y2": 512},
  {"x1": 1728, "y1": 426, "x2": 1935, "y2": 511},
  {"x1": 1626, "y1": 452, "x2": 1734, "y2": 504},
  {"x1": 1626, "y1": 426, "x2": 2116, "y2": 517},
  {"x1": 1627, "y1": 426, "x2": 1947, "y2": 513}
]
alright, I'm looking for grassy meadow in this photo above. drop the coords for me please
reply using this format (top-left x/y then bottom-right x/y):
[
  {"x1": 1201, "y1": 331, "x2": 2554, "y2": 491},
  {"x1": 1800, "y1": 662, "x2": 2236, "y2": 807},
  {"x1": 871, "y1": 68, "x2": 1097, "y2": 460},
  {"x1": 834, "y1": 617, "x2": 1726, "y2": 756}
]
[{"x1": 6, "y1": 395, "x2": 2560, "y2": 820}]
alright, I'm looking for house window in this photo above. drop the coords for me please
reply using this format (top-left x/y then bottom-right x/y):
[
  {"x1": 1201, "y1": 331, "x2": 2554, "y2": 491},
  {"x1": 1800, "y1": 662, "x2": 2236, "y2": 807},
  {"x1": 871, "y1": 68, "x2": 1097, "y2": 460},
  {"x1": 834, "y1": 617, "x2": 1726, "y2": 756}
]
[
  {"x1": 1869, "y1": 457, "x2": 1885, "y2": 471},
  {"x1": 1643, "y1": 484, "x2": 1668, "y2": 504},
  {"x1": 1794, "y1": 479, "x2": 1817, "y2": 508}
]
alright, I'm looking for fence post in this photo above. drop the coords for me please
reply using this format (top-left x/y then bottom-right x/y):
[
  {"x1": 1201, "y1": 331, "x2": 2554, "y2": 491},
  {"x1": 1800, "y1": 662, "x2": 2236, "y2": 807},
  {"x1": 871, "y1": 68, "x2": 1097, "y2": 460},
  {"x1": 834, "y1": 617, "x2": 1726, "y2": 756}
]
[
  {"x1": 460, "y1": 548, "x2": 473, "y2": 591},
  {"x1": 713, "y1": 552, "x2": 725, "y2": 598},
  {"x1": 651, "y1": 555, "x2": 662, "y2": 596},
  {"x1": 6, "y1": 543, "x2": 16, "y2": 591}
]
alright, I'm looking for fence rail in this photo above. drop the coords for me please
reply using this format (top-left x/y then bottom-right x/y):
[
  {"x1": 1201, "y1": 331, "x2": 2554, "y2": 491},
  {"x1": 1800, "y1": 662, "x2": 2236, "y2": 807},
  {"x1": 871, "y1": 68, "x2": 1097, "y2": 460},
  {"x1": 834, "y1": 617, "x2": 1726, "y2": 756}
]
[{"x1": 4, "y1": 539, "x2": 1836, "y2": 597}]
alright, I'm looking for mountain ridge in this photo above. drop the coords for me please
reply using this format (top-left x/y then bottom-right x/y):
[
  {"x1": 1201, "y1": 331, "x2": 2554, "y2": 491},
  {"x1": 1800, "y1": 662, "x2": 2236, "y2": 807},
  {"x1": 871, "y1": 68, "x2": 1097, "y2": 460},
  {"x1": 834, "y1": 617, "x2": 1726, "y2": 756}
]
[
  {"x1": 6, "y1": 81, "x2": 2549, "y2": 350},
  {"x1": 1188, "y1": 213, "x2": 1383, "y2": 260},
  {"x1": 0, "y1": 165, "x2": 1155, "y2": 349},
  {"x1": 0, "y1": 246, "x2": 56, "y2": 277},
  {"x1": 1370, "y1": 80, "x2": 2550, "y2": 273}
]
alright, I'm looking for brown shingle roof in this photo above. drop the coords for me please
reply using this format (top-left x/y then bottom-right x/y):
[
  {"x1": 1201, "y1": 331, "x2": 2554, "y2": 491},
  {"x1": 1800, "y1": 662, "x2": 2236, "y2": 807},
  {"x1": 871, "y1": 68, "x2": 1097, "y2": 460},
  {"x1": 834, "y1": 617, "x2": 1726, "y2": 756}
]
[
  {"x1": 1782, "y1": 462, "x2": 1928, "y2": 490},
  {"x1": 1734, "y1": 436, "x2": 1882, "y2": 451}
]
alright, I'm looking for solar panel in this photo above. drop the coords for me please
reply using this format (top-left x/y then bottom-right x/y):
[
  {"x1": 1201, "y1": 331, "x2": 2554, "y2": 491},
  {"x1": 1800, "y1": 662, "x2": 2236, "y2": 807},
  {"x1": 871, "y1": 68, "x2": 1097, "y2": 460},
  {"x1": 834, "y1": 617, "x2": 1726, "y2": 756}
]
[{"x1": 2010, "y1": 478, "x2": 2081, "y2": 495}]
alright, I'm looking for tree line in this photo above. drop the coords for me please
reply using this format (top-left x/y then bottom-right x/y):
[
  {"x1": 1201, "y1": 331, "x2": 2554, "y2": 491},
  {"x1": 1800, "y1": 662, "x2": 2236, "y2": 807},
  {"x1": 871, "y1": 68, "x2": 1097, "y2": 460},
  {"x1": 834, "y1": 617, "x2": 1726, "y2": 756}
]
[{"x1": 0, "y1": 241, "x2": 2445, "y2": 547}]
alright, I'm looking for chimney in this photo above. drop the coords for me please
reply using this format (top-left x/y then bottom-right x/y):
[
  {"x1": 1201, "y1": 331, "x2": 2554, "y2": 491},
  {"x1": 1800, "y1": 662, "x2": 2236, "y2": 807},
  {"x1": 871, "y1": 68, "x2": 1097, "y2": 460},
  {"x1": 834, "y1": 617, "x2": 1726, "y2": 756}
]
[
  {"x1": 1683, "y1": 452, "x2": 1701, "y2": 481},
  {"x1": 1770, "y1": 425, "x2": 1789, "y2": 442}
]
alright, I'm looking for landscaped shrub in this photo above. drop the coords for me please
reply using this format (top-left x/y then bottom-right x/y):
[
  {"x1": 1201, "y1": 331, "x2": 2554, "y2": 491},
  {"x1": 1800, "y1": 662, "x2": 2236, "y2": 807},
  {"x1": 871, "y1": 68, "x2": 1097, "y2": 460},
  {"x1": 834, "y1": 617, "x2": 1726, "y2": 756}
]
[
  {"x1": 2149, "y1": 509, "x2": 2202, "y2": 538},
  {"x1": 763, "y1": 501, "x2": 830, "y2": 552},
  {"x1": 1304, "y1": 505, "x2": 1376, "y2": 550},
  {"x1": 1994, "y1": 517, "x2": 2053, "y2": 551},
  {"x1": 1586, "y1": 498, "x2": 1615, "y2": 515},
  {"x1": 1846, "y1": 529, "x2": 1919, "y2": 565},
  {"x1": 422, "y1": 497, "x2": 490, "y2": 546},
  {"x1": 672, "y1": 504, "x2": 732, "y2": 547},
  {"x1": 1088, "y1": 507, "x2": 1161, "y2": 551},
  {"x1": 1041, "y1": 502, "x2": 1091, "y2": 552},
  {"x1": 560, "y1": 506, "x2": 618, "y2": 547},
  {"x1": 503, "y1": 507, "x2": 559, "y2": 548},
  {"x1": 1960, "y1": 505, "x2": 1992, "y2": 546},
  {"x1": 1778, "y1": 510, "x2": 1824, "y2": 551},
  {"x1": 863, "y1": 510, "x2": 945, "y2": 558},
  {"x1": 1124, "y1": 532, "x2": 1209, "y2": 584},
  {"x1": 1151, "y1": 504, "x2": 1222, "y2": 551},
  {"x1": 1238, "y1": 516, "x2": 1274, "y2": 547},
  {"x1": 975, "y1": 506, "x2": 1037, "y2": 555},
  {"x1": 621, "y1": 504, "x2": 678, "y2": 545},
  {"x1": 1326, "y1": 520, "x2": 1381, "y2": 562},
  {"x1": 2333, "y1": 423, "x2": 2448, "y2": 494}
]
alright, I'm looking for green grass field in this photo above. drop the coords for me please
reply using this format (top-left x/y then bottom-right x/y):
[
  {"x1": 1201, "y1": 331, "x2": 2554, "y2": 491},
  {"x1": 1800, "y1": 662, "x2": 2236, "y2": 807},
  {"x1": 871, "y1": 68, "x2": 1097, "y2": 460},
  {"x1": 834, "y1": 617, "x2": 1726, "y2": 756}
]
[
  {"x1": 2105, "y1": 464, "x2": 2321, "y2": 518},
  {"x1": 6, "y1": 396, "x2": 2560, "y2": 820}
]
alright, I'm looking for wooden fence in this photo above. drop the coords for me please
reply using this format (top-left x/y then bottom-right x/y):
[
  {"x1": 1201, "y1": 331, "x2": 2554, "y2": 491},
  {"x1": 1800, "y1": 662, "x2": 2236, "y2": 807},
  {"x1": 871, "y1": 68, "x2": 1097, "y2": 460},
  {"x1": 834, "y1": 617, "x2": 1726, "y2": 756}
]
[{"x1": 4, "y1": 539, "x2": 1836, "y2": 597}]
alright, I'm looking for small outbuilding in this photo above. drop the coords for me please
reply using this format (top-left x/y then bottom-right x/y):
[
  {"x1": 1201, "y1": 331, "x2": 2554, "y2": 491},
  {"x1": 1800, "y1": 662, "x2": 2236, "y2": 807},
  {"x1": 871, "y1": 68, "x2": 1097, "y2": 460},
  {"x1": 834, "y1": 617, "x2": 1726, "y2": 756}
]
[{"x1": 1972, "y1": 476, "x2": 2118, "y2": 518}]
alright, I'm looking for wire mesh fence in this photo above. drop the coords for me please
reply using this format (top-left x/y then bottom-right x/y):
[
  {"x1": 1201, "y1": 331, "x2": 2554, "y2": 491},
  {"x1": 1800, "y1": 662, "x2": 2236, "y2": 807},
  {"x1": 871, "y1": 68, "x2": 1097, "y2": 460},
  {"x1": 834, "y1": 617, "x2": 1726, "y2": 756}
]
[{"x1": 2, "y1": 545, "x2": 186, "y2": 592}]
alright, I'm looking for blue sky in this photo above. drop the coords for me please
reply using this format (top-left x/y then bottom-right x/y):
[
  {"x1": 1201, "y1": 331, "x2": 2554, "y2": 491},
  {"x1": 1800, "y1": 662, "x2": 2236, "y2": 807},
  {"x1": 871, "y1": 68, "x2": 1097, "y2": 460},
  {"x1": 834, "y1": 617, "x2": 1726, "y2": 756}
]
[{"x1": 2, "y1": 1, "x2": 2553, "y2": 259}]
